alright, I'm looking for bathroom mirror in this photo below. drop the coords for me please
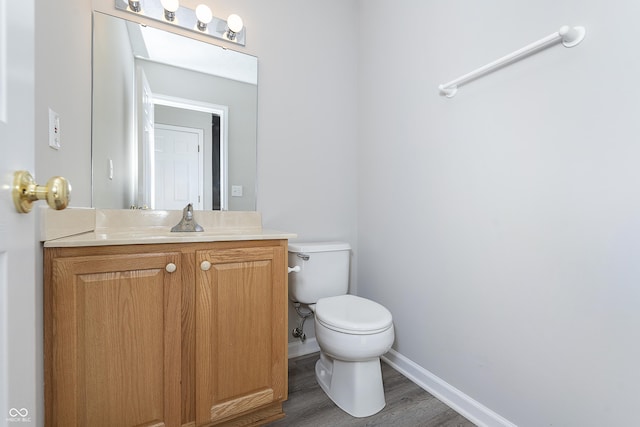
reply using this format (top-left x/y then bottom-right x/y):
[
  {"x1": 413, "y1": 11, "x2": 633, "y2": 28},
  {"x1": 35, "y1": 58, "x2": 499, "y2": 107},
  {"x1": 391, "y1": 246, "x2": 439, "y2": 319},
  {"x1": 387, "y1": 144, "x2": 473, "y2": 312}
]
[{"x1": 92, "y1": 12, "x2": 257, "y2": 211}]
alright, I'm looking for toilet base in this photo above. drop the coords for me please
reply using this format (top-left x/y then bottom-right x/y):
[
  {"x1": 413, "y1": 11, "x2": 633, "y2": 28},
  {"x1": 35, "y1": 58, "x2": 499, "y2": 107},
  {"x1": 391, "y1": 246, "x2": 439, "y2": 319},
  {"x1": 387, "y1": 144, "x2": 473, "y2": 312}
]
[{"x1": 314, "y1": 352, "x2": 386, "y2": 418}]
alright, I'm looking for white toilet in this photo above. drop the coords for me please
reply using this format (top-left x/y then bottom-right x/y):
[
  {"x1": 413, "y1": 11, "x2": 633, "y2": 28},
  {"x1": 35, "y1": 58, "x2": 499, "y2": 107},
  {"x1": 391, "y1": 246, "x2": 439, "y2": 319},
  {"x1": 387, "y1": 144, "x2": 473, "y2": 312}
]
[{"x1": 288, "y1": 242, "x2": 394, "y2": 418}]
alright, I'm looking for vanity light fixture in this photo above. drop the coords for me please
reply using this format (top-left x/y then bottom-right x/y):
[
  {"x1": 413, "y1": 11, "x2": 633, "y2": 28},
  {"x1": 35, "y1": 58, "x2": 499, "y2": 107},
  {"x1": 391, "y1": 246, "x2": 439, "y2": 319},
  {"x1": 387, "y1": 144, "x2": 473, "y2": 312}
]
[
  {"x1": 160, "y1": 0, "x2": 179, "y2": 22},
  {"x1": 195, "y1": 4, "x2": 213, "y2": 31},
  {"x1": 115, "y1": 0, "x2": 246, "y2": 46}
]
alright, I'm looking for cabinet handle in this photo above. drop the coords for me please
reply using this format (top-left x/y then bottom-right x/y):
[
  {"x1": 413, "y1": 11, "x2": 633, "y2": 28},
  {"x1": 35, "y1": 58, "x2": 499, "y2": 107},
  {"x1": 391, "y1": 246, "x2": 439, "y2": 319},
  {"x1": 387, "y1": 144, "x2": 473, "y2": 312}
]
[
  {"x1": 165, "y1": 263, "x2": 177, "y2": 273},
  {"x1": 200, "y1": 260, "x2": 212, "y2": 271}
]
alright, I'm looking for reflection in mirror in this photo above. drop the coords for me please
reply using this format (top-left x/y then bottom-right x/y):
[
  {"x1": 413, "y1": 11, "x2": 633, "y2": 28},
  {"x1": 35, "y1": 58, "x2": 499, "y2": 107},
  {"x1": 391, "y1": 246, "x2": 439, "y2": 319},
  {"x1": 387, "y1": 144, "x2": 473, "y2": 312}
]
[{"x1": 92, "y1": 12, "x2": 257, "y2": 211}]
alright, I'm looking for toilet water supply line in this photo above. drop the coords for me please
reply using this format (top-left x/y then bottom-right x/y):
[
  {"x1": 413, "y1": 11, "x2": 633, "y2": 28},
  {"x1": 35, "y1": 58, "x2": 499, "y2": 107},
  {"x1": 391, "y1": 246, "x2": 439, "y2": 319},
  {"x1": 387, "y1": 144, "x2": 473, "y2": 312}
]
[
  {"x1": 288, "y1": 262, "x2": 311, "y2": 342},
  {"x1": 292, "y1": 302, "x2": 313, "y2": 342}
]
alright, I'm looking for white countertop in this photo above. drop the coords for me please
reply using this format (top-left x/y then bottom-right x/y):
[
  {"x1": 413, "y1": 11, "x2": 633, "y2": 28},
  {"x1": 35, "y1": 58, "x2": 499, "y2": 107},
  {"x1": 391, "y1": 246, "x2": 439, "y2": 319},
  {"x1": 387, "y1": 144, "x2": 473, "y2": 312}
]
[
  {"x1": 42, "y1": 208, "x2": 296, "y2": 248},
  {"x1": 43, "y1": 228, "x2": 296, "y2": 247}
]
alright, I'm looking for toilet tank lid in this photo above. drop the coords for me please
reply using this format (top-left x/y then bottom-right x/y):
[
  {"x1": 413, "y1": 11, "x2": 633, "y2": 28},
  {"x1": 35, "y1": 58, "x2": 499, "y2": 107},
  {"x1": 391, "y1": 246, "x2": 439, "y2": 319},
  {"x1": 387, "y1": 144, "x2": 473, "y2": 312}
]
[{"x1": 288, "y1": 241, "x2": 351, "y2": 253}]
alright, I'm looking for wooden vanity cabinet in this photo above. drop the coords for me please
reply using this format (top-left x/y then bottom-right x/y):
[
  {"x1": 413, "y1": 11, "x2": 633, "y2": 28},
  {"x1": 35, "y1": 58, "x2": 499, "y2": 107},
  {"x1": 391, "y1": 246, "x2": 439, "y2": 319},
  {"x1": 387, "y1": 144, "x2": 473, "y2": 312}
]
[{"x1": 44, "y1": 240, "x2": 288, "y2": 427}]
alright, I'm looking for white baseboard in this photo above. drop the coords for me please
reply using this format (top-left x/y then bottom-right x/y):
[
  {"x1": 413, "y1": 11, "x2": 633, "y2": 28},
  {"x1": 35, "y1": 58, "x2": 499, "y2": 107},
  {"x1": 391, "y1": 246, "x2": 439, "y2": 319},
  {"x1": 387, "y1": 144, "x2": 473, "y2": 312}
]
[
  {"x1": 382, "y1": 349, "x2": 517, "y2": 427},
  {"x1": 288, "y1": 337, "x2": 320, "y2": 359}
]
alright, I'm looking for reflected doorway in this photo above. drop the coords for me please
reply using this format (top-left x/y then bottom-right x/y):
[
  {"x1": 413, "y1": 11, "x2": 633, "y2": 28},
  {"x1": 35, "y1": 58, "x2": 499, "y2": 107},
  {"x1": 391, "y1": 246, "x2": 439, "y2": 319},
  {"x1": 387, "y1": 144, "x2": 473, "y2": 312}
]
[
  {"x1": 154, "y1": 124, "x2": 204, "y2": 210},
  {"x1": 153, "y1": 94, "x2": 228, "y2": 210}
]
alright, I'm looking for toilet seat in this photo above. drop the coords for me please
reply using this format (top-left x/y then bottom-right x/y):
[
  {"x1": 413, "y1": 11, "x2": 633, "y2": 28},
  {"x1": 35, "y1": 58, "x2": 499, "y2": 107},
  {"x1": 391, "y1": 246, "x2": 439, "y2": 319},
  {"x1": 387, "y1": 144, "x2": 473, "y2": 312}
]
[{"x1": 315, "y1": 295, "x2": 393, "y2": 335}]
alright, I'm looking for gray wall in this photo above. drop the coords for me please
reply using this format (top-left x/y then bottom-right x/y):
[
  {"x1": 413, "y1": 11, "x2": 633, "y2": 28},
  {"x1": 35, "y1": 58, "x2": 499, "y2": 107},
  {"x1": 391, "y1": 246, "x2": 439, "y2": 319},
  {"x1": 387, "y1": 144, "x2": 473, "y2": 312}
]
[
  {"x1": 35, "y1": 2, "x2": 92, "y2": 208},
  {"x1": 358, "y1": 1, "x2": 640, "y2": 426}
]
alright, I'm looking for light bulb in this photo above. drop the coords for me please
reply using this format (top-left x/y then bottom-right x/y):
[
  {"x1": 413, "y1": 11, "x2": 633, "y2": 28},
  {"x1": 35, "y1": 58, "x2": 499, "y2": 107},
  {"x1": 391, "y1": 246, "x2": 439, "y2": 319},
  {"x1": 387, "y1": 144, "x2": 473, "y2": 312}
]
[
  {"x1": 196, "y1": 4, "x2": 213, "y2": 31},
  {"x1": 161, "y1": 0, "x2": 179, "y2": 11},
  {"x1": 227, "y1": 14, "x2": 243, "y2": 33},
  {"x1": 161, "y1": 0, "x2": 179, "y2": 21}
]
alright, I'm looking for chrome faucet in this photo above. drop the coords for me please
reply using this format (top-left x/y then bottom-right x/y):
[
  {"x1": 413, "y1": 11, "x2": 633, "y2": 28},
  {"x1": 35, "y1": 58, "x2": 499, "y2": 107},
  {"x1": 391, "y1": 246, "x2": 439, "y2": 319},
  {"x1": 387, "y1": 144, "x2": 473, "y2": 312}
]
[{"x1": 171, "y1": 203, "x2": 204, "y2": 232}]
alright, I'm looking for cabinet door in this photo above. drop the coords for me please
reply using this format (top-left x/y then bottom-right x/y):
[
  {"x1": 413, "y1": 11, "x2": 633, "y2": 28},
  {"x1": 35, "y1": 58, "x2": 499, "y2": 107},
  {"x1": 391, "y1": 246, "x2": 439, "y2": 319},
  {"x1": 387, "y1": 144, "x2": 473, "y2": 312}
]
[
  {"x1": 195, "y1": 245, "x2": 287, "y2": 425},
  {"x1": 46, "y1": 252, "x2": 182, "y2": 427}
]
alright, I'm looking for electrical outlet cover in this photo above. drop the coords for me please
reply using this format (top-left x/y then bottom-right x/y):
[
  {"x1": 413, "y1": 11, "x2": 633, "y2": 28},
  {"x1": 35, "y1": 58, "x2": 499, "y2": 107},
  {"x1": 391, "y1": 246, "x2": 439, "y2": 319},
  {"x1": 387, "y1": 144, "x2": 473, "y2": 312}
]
[{"x1": 231, "y1": 185, "x2": 243, "y2": 197}]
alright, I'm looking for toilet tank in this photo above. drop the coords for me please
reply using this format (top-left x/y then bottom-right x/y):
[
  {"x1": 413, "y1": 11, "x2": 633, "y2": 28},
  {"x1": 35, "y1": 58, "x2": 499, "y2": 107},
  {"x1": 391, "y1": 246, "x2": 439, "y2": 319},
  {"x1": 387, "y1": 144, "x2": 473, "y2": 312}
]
[{"x1": 288, "y1": 241, "x2": 351, "y2": 304}]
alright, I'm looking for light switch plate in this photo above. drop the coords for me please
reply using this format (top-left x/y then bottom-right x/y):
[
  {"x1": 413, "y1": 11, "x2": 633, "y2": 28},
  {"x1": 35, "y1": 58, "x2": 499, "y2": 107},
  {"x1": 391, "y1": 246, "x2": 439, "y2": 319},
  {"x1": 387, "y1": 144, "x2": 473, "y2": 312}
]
[
  {"x1": 48, "y1": 108, "x2": 61, "y2": 149},
  {"x1": 231, "y1": 185, "x2": 243, "y2": 197}
]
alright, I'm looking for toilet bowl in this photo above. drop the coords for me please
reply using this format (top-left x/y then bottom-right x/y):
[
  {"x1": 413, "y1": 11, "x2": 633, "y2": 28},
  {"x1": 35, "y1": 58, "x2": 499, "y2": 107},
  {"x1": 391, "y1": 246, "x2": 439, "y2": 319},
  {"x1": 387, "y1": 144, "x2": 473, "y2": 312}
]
[
  {"x1": 312, "y1": 295, "x2": 394, "y2": 417},
  {"x1": 288, "y1": 242, "x2": 395, "y2": 418}
]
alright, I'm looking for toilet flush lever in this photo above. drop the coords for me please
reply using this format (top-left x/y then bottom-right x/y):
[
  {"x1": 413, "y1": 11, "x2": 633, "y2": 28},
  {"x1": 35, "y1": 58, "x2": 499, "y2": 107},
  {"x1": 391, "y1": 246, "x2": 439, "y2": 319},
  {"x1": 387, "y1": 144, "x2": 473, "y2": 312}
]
[
  {"x1": 296, "y1": 253, "x2": 310, "y2": 261},
  {"x1": 288, "y1": 266, "x2": 301, "y2": 273}
]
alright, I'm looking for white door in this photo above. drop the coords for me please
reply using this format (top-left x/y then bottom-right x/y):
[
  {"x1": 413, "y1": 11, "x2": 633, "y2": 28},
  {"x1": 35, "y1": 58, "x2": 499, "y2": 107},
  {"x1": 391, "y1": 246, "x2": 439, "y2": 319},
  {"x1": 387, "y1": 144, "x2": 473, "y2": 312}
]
[
  {"x1": 0, "y1": 0, "x2": 38, "y2": 424},
  {"x1": 154, "y1": 124, "x2": 203, "y2": 210}
]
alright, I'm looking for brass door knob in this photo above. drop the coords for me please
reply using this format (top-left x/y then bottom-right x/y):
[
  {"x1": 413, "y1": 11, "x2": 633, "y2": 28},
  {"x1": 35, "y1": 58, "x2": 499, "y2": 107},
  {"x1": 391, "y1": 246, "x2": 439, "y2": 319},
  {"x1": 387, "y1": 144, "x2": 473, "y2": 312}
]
[{"x1": 13, "y1": 171, "x2": 71, "y2": 213}]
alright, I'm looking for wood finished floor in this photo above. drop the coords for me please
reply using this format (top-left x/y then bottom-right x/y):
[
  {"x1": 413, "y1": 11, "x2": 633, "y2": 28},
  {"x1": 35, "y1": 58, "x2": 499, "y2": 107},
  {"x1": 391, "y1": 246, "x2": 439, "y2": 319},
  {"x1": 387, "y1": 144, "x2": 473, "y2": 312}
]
[{"x1": 267, "y1": 353, "x2": 476, "y2": 427}]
